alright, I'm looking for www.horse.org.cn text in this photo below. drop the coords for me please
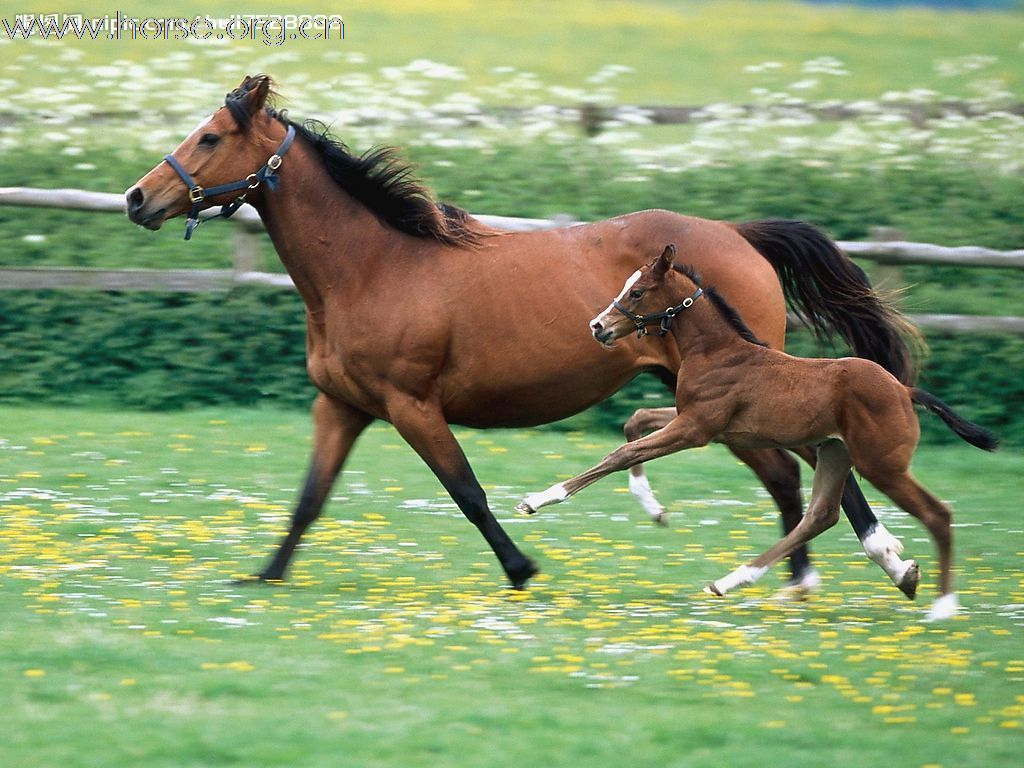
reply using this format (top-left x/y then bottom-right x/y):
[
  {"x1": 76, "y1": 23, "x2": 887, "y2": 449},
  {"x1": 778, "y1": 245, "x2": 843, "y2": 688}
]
[{"x1": 2, "y1": 13, "x2": 346, "y2": 45}]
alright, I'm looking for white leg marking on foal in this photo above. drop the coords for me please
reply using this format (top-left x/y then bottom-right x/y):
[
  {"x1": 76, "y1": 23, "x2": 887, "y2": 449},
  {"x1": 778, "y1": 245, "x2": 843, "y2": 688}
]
[
  {"x1": 520, "y1": 483, "x2": 568, "y2": 514},
  {"x1": 861, "y1": 524, "x2": 914, "y2": 583},
  {"x1": 924, "y1": 592, "x2": 960, "y2": 622},
  {"x1": 706, "y1": 564, "x2": 768, "y2": 595},
  {"x1": 628, "y1": 473, "x2": 666, "y2": 521}
]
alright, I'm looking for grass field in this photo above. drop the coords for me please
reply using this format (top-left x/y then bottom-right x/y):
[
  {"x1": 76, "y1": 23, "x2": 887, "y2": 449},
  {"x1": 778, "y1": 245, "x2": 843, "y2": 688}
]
[
  {"x1": 5, "y1": 0, "x2": 1024, "y2": 105},
  {"x1": 1, "y1": 406, "x2": 1022, "y2": 767}
]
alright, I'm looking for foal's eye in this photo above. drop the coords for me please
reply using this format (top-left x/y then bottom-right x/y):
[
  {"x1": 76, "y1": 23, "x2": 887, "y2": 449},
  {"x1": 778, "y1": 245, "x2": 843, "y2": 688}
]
[
  {"x1": 630, "y1": 289, "x2": 644, "y2": 299},
  {"x1": 198, "y1": 132, "x2": 221, "y2": 148}
]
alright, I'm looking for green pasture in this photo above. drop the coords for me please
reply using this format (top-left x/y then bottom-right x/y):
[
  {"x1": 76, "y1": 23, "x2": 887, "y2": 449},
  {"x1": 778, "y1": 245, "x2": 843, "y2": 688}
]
[
  {"x1": 1, "y1": 406, "x2": 1022, "y2": 767},
  {"x1": 5, "y1": 0, "x2": 1024, "y2": 105}
]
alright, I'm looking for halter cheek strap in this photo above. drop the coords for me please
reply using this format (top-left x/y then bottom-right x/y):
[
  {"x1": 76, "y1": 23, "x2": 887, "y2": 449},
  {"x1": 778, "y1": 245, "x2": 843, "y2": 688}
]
[
  {"x1": 163, "y1": 124, "x2": 296, "y2": 240},
  {"x1": 613, "y1": 287, "x2": 704, "y2": 337}
]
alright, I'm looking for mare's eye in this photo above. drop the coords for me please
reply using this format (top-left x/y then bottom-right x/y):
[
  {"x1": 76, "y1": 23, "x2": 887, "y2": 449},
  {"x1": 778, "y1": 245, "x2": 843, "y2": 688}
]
[
  {"x1": 198, "y1": 133, "x2": 221, "y2": 148},
  {"x1": 630, "y1": 290, "x2": 644, "y2": 299}
]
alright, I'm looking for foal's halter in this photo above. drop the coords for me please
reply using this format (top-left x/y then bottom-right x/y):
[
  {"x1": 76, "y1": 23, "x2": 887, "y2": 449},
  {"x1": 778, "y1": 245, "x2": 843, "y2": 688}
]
[
  {"x1": 163, "y1": 124, "x2": 296, "y2": 240},
  {"x1": 613, "y1": 286, "x2": 704, "y2": 338}
]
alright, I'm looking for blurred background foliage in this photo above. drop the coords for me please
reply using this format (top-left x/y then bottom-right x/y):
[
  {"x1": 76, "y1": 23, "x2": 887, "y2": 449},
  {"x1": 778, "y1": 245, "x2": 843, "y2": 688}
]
[{"x1": 1, "y1": 0, "x2": 1021, "y2": 441}]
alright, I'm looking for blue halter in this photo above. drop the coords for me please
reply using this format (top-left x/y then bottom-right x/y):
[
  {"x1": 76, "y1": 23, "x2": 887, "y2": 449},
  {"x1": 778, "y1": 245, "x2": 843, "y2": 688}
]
[{"x1": 163, "y1": 124, "x2": 296, "y2": 240}]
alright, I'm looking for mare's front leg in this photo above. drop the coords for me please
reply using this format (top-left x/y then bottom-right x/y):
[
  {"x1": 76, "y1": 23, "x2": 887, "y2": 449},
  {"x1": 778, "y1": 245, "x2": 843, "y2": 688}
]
[
  {"x1": 388, "y1": 396, "x2": 538, "y2": 589},
  {"x1": 254, "y1": 393, "x2": 373, "y2": 581},
  {"x1": 707, "y1": 439, "x2": 851, "y2": 596},
  {"x1": 517, "y1": 416, "x2": 708, "y2": 514}
]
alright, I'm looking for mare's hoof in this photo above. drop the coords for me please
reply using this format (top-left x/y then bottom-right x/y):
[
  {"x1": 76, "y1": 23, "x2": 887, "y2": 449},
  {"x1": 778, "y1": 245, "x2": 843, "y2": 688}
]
[
  {"x1": 235, "y1": 571, "x2": 285, "y2": 586},
  {"x1": 653, "y1": 512, "x2": 669, "y2": 527},
  {"x1": 897, "y1": 561, "x2": 920, "y2": 601},
  {"x1": 703, "y1": 582, "x2": 724, "y2": 597},
  {"x1": 508, "y1": 558, "x2": 540, "y2": 590},
  {"x1": 514, "y1": 502, "x2": 537, "y2": 515}
]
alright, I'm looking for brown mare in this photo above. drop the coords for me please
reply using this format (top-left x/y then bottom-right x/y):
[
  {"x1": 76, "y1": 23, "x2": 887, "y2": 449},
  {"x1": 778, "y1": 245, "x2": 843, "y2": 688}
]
[
  {"x1": 126, "y1": 75, "x2": 922, "y2": 593},
  {"x1": 519, "y1": 245, "x2": 997, "y2": 620}
]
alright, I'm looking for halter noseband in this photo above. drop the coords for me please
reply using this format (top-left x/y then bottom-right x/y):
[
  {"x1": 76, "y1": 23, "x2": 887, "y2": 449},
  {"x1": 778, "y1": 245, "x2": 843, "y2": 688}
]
[
  {"x1": 613, "y1": 287, "x2": 704, "y2": 338},
  {"x1": 163, "y1": 124, "x2": 296, "y2": 240}
]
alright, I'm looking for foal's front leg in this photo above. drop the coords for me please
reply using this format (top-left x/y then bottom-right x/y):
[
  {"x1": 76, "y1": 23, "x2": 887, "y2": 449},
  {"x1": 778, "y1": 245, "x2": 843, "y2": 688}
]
[{"x1": 517, "y1": 416, "x2": 708, "y2": 514}]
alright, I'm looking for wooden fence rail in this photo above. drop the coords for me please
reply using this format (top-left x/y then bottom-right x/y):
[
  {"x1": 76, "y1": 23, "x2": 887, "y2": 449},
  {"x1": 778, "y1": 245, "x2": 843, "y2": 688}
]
[{"x1": 2, "y1": 186, "x2": 1022, "y2": 333}]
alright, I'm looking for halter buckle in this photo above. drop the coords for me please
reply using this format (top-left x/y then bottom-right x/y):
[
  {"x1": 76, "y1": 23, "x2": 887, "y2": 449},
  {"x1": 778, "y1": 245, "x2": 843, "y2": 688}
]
[
  {"x1": 188, "y1": 185, "x2": 204, "y2": 204},
  {"x1": 267, "y1": 154, "x2": 283, "y2": 171}
]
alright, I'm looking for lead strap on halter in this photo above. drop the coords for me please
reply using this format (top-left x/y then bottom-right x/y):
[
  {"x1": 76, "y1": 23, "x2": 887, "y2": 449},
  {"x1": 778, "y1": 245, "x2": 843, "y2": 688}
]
[
  {"x1": 613, "y1": 287, "x2": 704, "y2": 337},
  {"x1": 163, "y1": 124, "x2": 296, "y2": 240}
]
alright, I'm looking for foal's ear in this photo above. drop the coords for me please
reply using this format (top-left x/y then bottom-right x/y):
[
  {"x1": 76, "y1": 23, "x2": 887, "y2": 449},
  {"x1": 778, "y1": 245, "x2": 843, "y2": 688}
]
[{"x1": 653, "y1": 244, "x2": 676, "y2": 278}]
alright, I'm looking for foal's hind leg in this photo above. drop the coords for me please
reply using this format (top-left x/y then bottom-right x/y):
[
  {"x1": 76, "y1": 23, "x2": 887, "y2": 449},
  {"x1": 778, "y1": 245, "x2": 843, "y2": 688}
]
[
  {"x1": 623, "y1": 407, "x2": 676, "y2": 524},
  {"x1": 791, "y1": 445, "x2": 919, "y2": 599},
  {"x1": 861, "y1": 469, "x2": 957, "y2": 620},
  {"x1": 707, "y1": 439, "x2": 851, "y2": 596}
]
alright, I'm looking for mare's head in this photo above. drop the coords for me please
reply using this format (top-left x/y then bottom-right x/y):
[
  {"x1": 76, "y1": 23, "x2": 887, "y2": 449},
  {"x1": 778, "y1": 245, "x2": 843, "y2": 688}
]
[
  {"x1": 125, "y1": 74, "x2": 285, "y2": 231},
  {"x1": 590, "y1": 244, "x2": 701, "y2": 347}
]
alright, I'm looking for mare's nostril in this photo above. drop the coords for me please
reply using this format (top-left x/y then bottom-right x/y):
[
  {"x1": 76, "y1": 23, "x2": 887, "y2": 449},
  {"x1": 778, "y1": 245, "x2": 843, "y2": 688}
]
[{"x1": 590, "y1": 321, "x2": 604, "y2": 333}]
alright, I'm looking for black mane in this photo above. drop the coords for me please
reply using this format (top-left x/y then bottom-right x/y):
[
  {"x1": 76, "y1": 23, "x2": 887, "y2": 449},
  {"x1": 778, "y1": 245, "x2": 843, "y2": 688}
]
[
  {"x1": 225, "y1": 78, "x2": 484, "y2": 247},
  {"x1": 674, "y1": 264, "x2": 768, "y2": 347}
]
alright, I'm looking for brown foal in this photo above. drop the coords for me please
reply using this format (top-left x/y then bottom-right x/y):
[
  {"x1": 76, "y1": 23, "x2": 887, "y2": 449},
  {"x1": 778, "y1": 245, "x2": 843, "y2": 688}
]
[{"x1": 519, "y1": 245, "x2": 997, "y2": 620}]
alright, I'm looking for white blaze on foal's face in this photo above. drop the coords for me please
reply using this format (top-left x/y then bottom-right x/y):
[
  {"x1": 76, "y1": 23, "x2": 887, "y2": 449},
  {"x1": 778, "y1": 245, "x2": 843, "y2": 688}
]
[{"x1": 591, "y1": 269, "x2": 642, "y2": 328}]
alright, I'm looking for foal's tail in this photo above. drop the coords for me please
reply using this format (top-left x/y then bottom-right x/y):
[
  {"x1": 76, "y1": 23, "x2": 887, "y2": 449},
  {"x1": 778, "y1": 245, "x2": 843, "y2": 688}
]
[
  {"x1": 911, "y1": 388, "x2": 999, "y2": 451},
  {"x1": 736, "y1": 219, "x2": 926, "y2": 385}
]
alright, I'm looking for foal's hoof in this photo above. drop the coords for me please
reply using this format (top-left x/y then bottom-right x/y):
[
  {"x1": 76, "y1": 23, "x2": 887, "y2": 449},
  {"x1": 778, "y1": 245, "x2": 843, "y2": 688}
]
[
  {"x1": 653, "y1": 511, "x2": 669, "y2": 527},
  {"x1": 508, "y1": 558, "x2": 540, "y2": 590},
  {"x1": 703, "y1": 582, "x2": 725, "y2": 597},
  {"x1": 924, "y1": 592, "x2": 959, "y2": 622},
  {"x1": 514, "y1": 502, "x2": 537, "y2": 516},
  {"x1": 897, "y1": 561, "x2": 920, "y2": 601},
  {"x1": 774, "y1": 569, "x2": 821, "y2": 602}
]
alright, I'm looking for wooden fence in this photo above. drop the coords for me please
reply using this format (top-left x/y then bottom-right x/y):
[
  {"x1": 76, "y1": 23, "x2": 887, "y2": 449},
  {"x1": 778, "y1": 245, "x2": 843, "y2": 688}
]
[{"x1": 2, "y1": 186, "x2": 1023, "y2": 334}]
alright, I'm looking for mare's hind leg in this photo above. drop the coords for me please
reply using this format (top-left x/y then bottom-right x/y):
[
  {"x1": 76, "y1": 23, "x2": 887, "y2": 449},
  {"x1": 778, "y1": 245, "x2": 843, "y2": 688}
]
[
  {"x1": 623, "y1": 407, "x2": 676, "y2": 524},
  {"x1": 707, "y1": 439, "x2": 851, "y2": 596},
  {"x1": 860, "y1": 469, "x2": 957, "y2": 620},
  {"x1": 518, "y1": 415, "x2": 708, "y2": 514},
  {"x1": 254, "y1": 394, "x2": 373, "y2": 582}
]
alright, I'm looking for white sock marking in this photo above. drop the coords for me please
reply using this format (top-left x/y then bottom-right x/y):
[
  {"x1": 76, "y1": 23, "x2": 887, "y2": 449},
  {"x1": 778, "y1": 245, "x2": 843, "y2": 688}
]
[
  {"x1": 628, "y1": 472, "x2": 665, "y2": 520},
  {"x1": 862, "y1": 524, "x2": 915, "y2": 584},
  {"x1": 521, "y1": 483, "x2": 568, "y2": 513},
  {"x1": 925, "y1": 592, "x2": 960, "y2": 622},
  {"x1": 710, "y1": 564, "x2": 768, "y2": 595}
]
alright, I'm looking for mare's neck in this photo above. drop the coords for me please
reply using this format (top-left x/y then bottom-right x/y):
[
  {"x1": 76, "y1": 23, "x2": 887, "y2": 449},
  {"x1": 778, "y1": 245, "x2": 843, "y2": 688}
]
[{"x1": 248, "y1": 133, "x2": 400, "y2": 314}]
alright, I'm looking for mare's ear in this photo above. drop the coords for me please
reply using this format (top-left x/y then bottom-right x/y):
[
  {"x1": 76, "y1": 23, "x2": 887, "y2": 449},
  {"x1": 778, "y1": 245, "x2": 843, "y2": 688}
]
[
  {"x1": 653, "y1": 244, "x2": 676, "y2": 279},
  {"x1": 232, "y1": 74, "x2": 272, "y2": 117}
]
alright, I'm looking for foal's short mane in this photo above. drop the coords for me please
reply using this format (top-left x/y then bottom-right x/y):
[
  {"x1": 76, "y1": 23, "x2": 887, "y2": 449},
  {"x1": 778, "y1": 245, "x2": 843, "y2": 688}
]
[
  {"x1": 674, "y1": 264, "x2": 768, "y2": 347},
  {"x1": 225, "y1": 76, "x2": 485, "y2": 248}
]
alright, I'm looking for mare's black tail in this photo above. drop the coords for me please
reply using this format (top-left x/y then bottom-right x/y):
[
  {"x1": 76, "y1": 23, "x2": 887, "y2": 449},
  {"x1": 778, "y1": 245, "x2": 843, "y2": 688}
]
[
  {"x1": 736, "y1": 219, "x2": 926, "y2": 385},
  {"x1": 911, "y1": 388, "x2": 999, "y2": 451}
]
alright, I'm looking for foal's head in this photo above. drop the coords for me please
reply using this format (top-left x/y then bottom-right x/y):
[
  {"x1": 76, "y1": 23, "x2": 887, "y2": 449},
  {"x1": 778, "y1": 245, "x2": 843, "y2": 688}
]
[
  {"x1": 590, "y1": 244, "x2": 700, "y2": 347},
  {"x1": 126, "y1": 74, "x2": 284, "y2": 231}
]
